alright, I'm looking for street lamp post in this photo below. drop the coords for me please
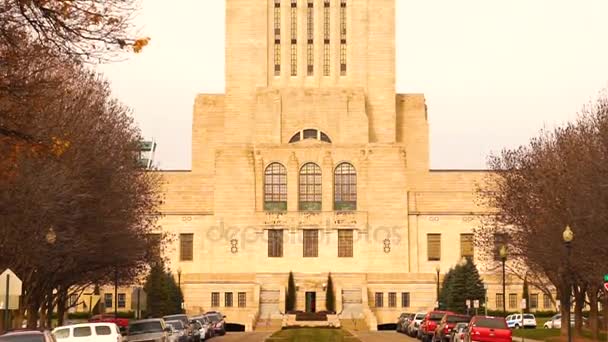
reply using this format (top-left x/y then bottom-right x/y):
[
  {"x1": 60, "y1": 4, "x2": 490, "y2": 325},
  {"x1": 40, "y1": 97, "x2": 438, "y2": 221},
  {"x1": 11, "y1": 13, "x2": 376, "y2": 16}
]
[
  {"x1": 177, "y1": 267, "x2": 182, "y2": 290},
  {"x1": 436, "y1": 265, "x2": 441, "y2": 309},
  {"x1": 499, "y1": 245, "x2": 508, "y2": 314},
  {"x1": 114, "y1": 267, "x2": 118, "y2": 318},
  {"x1": 563, "y1": 225, "x2": 574, "y2": 342}
]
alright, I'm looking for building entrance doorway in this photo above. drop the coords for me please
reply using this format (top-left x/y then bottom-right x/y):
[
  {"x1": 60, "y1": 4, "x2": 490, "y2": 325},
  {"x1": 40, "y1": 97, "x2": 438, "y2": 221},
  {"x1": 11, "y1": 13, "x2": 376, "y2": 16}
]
[{"x1": 305, "y1": 292, "x2": 316, "y2": 313}]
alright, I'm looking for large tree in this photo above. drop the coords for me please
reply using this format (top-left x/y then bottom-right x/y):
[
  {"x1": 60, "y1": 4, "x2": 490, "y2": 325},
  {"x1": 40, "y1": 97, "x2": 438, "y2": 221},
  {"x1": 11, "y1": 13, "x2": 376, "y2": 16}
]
[
  {"x1": 476, "y1": 94, "x2": 608, "y2": 339},
  {"x1": 143, "y1": 263, "x2": 184, "y2": 318},
  {"x1": 0, "y1": 32, "x2": 163, "y2": 329},
  {"x1": 440, "y1": 259, "x2": 485, "y2": 314}
]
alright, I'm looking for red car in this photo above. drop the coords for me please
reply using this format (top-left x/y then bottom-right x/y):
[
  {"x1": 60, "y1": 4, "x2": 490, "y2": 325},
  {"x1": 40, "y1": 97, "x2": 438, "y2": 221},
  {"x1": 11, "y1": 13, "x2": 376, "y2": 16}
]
[
  {"x1": 89, "y1": 313, "x2": 130, "y2": 330},
  {"x1": 434, "y1": 314, "x2": 471, "y2": 342},
  {"x1": 420, "y1": 311, "x2": 454, "y2": 342},
  {"x1": 465, "y1": 316, "x2": 511, "y2": 342}
]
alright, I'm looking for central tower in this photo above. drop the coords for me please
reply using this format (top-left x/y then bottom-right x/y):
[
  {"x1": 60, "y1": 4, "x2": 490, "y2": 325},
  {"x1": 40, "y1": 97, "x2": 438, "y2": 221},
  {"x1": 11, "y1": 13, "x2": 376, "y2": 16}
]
[{"x1": 224, "y1": 0, "x2": 397, "y2": 143}]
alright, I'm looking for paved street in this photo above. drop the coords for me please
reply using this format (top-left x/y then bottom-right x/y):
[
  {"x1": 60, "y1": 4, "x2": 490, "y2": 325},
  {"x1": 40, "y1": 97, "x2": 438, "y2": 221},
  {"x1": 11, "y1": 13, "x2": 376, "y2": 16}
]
[
  {"x1": 211, "y1": 332, "x2": 273, "y2": 342},
  {"x1": 353, "y1": 331, "x2": 417, "y2": 342}
]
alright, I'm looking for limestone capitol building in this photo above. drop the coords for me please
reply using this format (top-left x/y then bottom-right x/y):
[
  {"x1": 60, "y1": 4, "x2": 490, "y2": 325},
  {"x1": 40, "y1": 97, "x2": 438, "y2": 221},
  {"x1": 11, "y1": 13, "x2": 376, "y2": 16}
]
[{"x1": 156, "y1": 0, "x2": 544, "y2": 331}]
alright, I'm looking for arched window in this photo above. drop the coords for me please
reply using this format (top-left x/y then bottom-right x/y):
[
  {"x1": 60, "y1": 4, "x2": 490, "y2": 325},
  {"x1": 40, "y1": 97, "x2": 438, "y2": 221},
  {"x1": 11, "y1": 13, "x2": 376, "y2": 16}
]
[
  {"x1": 264, "y1": 163, "x2": 287, "y2": 211},
  {"x1": 299, "y1": 163, "x2": 322, "y2": 211},
  {"x1": 289, "y1": 129, "x2": 332, "y2": 144},
  {"x1": 334, "y1": 163, "x2": 356, "y2": 210}
]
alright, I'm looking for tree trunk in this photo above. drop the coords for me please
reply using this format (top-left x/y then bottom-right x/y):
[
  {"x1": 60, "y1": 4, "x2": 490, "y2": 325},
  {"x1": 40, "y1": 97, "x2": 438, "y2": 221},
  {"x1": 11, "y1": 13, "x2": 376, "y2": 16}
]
[
  {"x1": 587, "y1": 287, "x2": 599, "y2": 340},
  {"x1": 26, "y1": 301, "x2": 40, "y2": 329},
  {"x1": 56, "y1": 288, "x2": 67, "y2": 327},
  {"x1": 603, "y1": 294, "x2": 608, "y2": 334},
  {"x1": 560, "y1": 284, "x2": 569, "y2": 337},
  {"x1": 45, "y1": 290, "x2": 53, "y2": 329},
  {"x1": 573, "y1": 284, "x2": 586, "y2": 335}
]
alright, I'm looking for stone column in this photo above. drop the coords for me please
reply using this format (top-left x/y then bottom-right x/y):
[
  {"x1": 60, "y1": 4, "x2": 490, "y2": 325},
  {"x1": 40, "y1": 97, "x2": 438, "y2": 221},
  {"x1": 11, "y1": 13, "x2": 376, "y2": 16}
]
[{"x1": 288, "y1": 152, "x2": 299, "y2": 212}]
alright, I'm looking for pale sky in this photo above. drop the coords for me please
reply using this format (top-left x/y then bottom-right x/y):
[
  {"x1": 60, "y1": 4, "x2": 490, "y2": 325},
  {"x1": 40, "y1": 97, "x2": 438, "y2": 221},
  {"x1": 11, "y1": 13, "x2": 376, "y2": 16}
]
[{"x1": 99, "y1": 0, "x2": 608, "y2": 170}]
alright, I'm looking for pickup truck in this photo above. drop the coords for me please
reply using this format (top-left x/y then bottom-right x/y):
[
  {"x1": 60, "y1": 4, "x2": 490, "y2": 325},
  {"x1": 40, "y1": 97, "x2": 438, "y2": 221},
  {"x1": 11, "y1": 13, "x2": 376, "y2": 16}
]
[{"x1": 420, "y1": 311, "x2": 453, "y2": 342}]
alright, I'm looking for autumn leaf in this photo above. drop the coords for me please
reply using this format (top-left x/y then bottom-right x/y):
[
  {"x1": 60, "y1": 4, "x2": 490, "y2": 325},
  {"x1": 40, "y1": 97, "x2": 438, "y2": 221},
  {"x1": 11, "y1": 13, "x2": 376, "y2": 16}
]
[{"x1": 133, "y1": 37, "x2": 150, "y2": 53}]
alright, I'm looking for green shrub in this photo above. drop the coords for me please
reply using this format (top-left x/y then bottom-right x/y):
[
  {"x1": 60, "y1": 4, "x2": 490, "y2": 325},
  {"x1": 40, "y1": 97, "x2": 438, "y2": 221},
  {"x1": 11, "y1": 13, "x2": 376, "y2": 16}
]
[
  {"x1": 286, "y1": 271, "x2": 296, "y2": 312},
  {"x1": 68, "y1": 312, "x2": 92, "y2": 319}
]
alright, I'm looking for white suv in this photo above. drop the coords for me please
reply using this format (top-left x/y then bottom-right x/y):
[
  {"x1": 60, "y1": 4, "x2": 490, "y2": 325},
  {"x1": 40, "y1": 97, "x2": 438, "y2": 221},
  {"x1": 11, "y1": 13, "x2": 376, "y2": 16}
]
[
  {"x1": 407, "y1": 312, "x2": 427, "y2": 337},
  {"x1": 506, "y1": 313, "x2": 537, "y2": 329}
]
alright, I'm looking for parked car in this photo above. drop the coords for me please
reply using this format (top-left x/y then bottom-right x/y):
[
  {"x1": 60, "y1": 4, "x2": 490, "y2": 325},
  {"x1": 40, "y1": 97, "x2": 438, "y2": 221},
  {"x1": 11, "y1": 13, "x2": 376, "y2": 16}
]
[
  {"x1": 450, "y1": 323, "x2": 468, "y2": 342},
  {"x1": 127, "y1": 319, "x2": 171, "y2": 342},
  {"x1": 505, "y1": 313, "x2": 536, "y2": 329},
  {"x1": 407, "y1": 312, "x2": 428, "y2": 337},
  {"x1": 397, "y1": 313, "x2": 413, "y2": 333},
  {"x1": 53, "y1": 323, "x2": 123, "y2": 342},
  {"x1": 162, "y1": 315, "x2": 189, "y2": 326},
  {"x1": 164, "y1": 321, "x2": 188, "y2": 342},
  {"x1": 189, "y1": 319, "x2": 210, "y2": 341},
  {"x1": 464, "y1": 316, "x2": 511, "y2": 342},
  {"x1": 89, "y1": 314, "x2": 129, "y2": 332},
  {"x1": 190, "y1": 317, "x2": 214, "y2": 339},
  {"x1": 420, "y1": 311, "x2": 453, "y2": 342},
  {"x1": 186, "y1": 321, "x2": 202, "y2": 342},
  {"x1": 0, "y1": 330, "x2": 55, "y2": 342},
  {"x1": 204, "y1": 312, "x2": 226, "y2": 336},
  {"x1": 434, "y1": 314, "x2": 471, "y2": 342}
]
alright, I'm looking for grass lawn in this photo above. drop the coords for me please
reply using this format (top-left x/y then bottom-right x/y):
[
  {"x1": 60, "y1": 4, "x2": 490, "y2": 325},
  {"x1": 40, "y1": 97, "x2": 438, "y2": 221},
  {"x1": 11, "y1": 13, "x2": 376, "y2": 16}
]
[{"x1": 266, "y1": 328, "x2": 361, "y2": 342}]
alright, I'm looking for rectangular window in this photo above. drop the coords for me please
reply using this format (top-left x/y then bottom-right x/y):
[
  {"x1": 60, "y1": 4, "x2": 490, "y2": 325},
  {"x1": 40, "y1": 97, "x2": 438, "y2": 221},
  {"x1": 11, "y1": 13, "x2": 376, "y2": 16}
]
[
  {"x1": 374, "y1": 292, "x2": 383, "y2": 308},
  {"x1": 303, "y1": 229, "x2": 319, "y2": 257},
  {"x1": 543, "y1": 294, "x2": 552, "y2": 309},
  {"x1": 388, "y1": 292, "x2": 397, "y2": 308},
  {"x1": 211, "y1": 292, "x2": 220, "y2": 307},
  {"x1": 494, "y1": 233, "x2": 508, "y2": 261},
  {"x1": 117, "y1": 293, "x2": 126, "y2": 308},
  {"x1": 104, "y1": 294, "x2": 112, "y2": 308},
  {"x1": 427, "y1": 234, "x2": 441, "y2": 261},
  {"x1": 401, "y1": 292, "x2": 410, "y2": 308},
  {"x1": 268, "y1": 229, "x2": 284, "y2": 257},
  {"x1": 509, "y1": 293, "x2": 517, "y2": 309},
  {"x1": 340, "y1": 0, "x2": 347, "y2": 75},
  {"x1": 274, "y1": 0, "x2": 281, "y2": 76},
  {"x1": 496, "y1": 293, "x2": 504, "y2": 310},
  {"x1": 180, "y1": 233, "x2": 193, "y2": 261},
  {"x1": 338, "y1": 229, "x2": 354, "y2": 257},
  {"x1": 323, "y1": 0, "x2": 330, "y2": 76},
  {"x1": 306, "y1": 0, "x2": 314, "y2": 75},
  {"x1": 68, "y1": 294, "x2": 79, "y2": 307},
  {"x1": 290, "y1": 0, "x2": 297, "y2": 76},
  {"x1": 238, "y1": 292, "x2": 246, "y2": 308},
  {"x1": 460, "y1": 234, "x2": 474, "y2": 259},
  {"x1": 225, "y1": 292, "x2": 233, "y2": 307},
  {"x1": 147, "y1": 233, "x2": 162, "y2": 262},
  {"x1": 530, "y1": 294, "x2": 538, "y2": 309}
]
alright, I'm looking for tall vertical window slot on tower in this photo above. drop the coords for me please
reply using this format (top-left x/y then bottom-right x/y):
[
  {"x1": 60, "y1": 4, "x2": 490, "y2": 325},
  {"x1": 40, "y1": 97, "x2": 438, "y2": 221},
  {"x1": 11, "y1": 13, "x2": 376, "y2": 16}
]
[
  {"x1": 274, "y1": 0, "x2": 281, "y2": 76},
  {"x1": 340, "y1": 0, "x2": 346, "y2": 75},
  {"x1": 290, "y1": 0, "x2": 297, "y2": 76},
  {"x1": 307, "y1": 0, "x2": 314, "y2": 75},
  {"x1": 323, "y1": 0, "x2": 330, "y2": 76}
]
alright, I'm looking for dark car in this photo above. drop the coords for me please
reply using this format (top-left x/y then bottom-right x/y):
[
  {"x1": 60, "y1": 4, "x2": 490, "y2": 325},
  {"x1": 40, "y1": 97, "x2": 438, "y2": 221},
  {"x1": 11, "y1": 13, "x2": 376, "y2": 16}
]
[
  {"x1": 420, "y1": 311, "x2": 453, "y2": 342},
  {"x1": 0, "y1": 330, "x2": 55, "y2": 342},
  {"x1": 464, "y1": 316, "x2": 511, "y2": 342},
  {"x1": 397, "y1": 313, "x2": 413, "y2": 333},
  {"x1": 204, "y1": 311, "x2": 226, "y2": 336},
  {"x1": 434, "y1": 314, "x2": 471, "y2": 342}
]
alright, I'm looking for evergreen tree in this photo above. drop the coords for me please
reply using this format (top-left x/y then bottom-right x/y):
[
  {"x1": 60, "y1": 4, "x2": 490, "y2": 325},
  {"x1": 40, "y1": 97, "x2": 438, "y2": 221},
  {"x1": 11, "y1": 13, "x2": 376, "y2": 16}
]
[
  {"x1": 325, "y1": 273, "x2": 335, "y2": 313},
  {"x1": 143, "y1": 262, "x2": 184, "y2": 317},
  {"x1": 522, "y1": 275, "x2": 530, "y2": 313},
  {"x1": 286, "y1": 271, "x2": 296, "y2": 312},
  {"x1": 439, "y1": 268, "x2": 455, "y2": 310},
  {"x1": 445, "y1": 258, "x2": 486, "y2": 314}
]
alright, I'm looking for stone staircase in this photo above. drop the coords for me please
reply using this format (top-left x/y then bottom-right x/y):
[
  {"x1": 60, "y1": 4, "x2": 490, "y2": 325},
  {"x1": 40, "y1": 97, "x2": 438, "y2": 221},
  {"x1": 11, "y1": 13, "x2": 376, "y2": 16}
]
[
  {"x1": 254, "y1": 318, "x2": 283, "y2": 332},
  {"x1": 340, "y1": 318, "x2": 370, "y2": 332}
]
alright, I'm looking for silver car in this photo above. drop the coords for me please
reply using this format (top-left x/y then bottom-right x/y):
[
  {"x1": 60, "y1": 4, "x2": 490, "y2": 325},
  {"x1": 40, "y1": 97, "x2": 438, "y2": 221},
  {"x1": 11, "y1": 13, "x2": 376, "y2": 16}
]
[{"x1": 127, "y1": 319, "x2": 171, "y2": 342}]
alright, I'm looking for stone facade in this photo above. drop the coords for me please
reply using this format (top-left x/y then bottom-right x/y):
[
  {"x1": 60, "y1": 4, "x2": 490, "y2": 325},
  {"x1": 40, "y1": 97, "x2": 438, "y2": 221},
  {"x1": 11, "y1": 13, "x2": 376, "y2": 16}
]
[{"x1": 156, "y1": 0, "x2": 554, "y2": 331}]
